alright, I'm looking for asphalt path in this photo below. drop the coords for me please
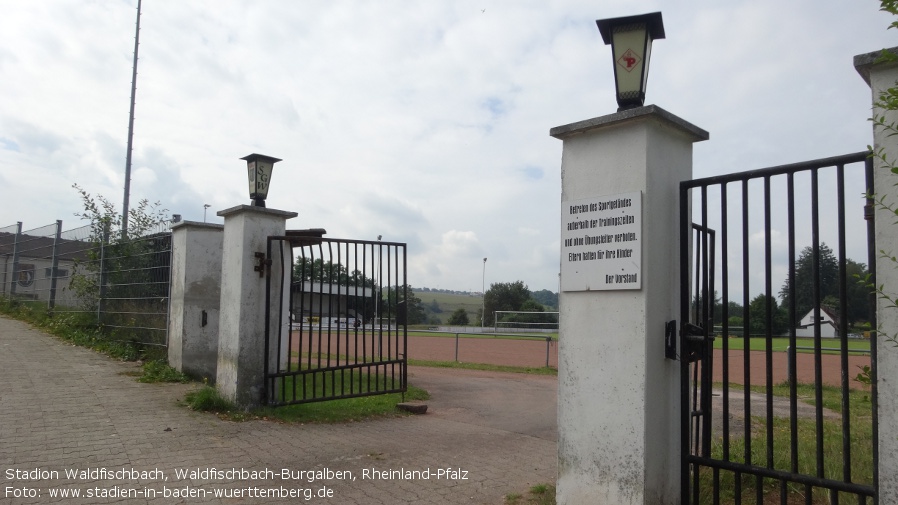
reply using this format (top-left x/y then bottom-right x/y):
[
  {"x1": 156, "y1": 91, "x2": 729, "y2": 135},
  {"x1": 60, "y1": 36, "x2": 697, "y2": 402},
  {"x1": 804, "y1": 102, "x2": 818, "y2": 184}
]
[{"x1": 408, "y1": 366, "x2": 557, "y2": 442}]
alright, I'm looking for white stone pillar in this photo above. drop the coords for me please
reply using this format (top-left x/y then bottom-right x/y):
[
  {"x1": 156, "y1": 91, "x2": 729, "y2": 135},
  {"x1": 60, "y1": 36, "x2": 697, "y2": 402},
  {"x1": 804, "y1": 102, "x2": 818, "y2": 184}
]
[
  {"x1": 855, "y1": 46, "x2": 898, "y2": 505},
  {"x1": 550, "y1": 105, "x2": 708, "y2": 505},
  {"x1": 216, "y1": 205, "x2": 297, "y2": 408},
  {"x1": 168, "y1": 221, "x2": 223, "y2": 380}
]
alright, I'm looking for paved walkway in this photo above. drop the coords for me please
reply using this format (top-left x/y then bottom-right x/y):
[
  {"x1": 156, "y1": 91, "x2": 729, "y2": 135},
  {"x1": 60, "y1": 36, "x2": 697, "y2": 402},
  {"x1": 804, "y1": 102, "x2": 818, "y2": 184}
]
[{"x1": 0, "y1": 317, "x2": 556, "y2": 504}]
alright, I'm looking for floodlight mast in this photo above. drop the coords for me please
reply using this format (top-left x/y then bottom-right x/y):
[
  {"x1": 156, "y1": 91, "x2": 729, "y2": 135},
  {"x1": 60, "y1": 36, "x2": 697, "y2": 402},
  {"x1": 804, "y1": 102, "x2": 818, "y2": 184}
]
[{"x1": 122, "y1": 0, "x2": 142, "y2": 239}]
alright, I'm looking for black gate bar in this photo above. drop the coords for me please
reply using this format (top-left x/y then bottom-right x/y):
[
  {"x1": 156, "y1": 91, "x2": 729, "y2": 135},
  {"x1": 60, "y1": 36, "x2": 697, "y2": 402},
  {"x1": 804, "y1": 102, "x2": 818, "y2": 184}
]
[
  {"x1": 679, "y1": 151, "x2": 877, "y2": 504},
  {"x1": 263, "y1": 235, "x2": 408, "y2": 406}
]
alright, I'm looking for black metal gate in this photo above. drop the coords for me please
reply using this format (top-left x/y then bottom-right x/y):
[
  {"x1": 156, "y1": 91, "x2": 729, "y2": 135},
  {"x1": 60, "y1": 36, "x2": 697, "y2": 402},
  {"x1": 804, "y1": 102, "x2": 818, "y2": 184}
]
[
  {"x1": 263, "y1": 232, "x2": 407, "y2": 406},
  {"x1": 679, "y1": 152, "x2": 878, "y2": 504}
]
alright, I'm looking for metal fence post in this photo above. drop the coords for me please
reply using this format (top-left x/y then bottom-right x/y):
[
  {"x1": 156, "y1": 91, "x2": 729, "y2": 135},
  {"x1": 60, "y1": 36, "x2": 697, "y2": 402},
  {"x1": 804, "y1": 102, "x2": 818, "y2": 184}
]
[
  {"x1": 786, "y1": 345, "x2": 794, "y2": 385},
  {"x1": 48, "y1": 220, "x2": 62, "y2": 311},
  {"x1": 455, "y1": 332, "x2": 460, "y2": 362},
  {"x1": 9, "y1": 222, "x2": 22, "y2": 296},
  {"x1": 97, "y1": 225, "x2": 110, "y2": 325}
]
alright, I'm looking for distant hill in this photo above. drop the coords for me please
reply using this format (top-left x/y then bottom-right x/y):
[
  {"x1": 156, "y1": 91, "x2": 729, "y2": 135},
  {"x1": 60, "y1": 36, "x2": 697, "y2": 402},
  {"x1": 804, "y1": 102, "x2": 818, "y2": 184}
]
[
  {"x1": 412, "y1": 286, "x2": 558, "y2": 325},
  {"x1": 412, "y1": 289, "x2": 484, "y2": 325},
  {"x1": 414, "y1": 287, "x2": 480, "y2": 296}
]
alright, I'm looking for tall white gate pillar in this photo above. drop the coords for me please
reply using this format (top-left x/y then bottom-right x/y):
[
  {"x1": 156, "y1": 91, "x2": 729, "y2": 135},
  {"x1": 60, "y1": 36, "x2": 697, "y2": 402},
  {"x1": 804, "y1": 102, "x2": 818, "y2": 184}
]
[
  {"x1": 855, "y1": 46, "x2": 898, "y2": 505},
  {"x1": 216, "y1": 205, "x2": 297, "y2": 408},
  {"x1": 551, "y1": 105, "x2": 708, "y2": 505},
  {"x1": 168, "y1": 221, "x2": 223, "y2": 380}
]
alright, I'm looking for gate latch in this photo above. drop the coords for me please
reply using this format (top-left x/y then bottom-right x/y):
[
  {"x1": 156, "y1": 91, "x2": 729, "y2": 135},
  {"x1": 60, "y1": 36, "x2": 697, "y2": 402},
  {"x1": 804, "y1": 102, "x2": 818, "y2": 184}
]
[
  {"x1": 664, "y1": 320, "x2": 677, "y2": 360},
  {"x1": 254, "y1": 252, "x2": 271, "y2": 277},
  {"x1": 682, "y1": 322, "x2": 714, "y2": 362}
]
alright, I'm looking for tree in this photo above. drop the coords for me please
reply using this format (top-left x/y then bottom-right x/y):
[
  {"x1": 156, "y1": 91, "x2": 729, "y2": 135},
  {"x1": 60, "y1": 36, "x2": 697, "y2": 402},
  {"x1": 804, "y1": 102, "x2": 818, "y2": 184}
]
[
  {"x1": 845, "y1": 259, "x2": 873, "y2": 327},
  {"x1": 447, "y1": 308, "x2": 470, "y2": 325},
  {"x1": 482, "y1": 281, "x2": 531, "y2": 325},
  {"x1": 389, "y1": 284, "x2": 426, "y2": 325},
  {"x1": 691, "y1": 290, "x2": 722, "y2": 324},
  {"x1": 70, "y1": 184, "x2": 170, "y2": 310},
  {"x1": 726, "y1": 301, "x2": 744, "y2": 319},
  {"x1": 778, "y1": 244, "x2": 871, "y2": 328},
  {"x1": 747, "y1": 294, "x2": 788, "y2": 337},
  {"x1": 501, "y1": 298, "x2": 558, "y2": 327},
  {"x1": 68, "y1": 185, "x2": 170, "y2": 342},
  {"x1": 779, "y1": 244, "x2": 838, "y2": 325},
  {"x1": 292, "y1": 257, "x2": 375, "y2": 287},
  {"x1": 530, "y1": 289, "x2": 558, "y2": 309}
]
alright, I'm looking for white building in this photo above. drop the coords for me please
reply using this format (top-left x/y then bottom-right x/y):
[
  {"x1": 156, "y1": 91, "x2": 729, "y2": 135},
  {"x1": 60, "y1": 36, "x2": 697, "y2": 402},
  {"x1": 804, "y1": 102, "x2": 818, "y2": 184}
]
[{"x1": 795, "y1": 305, "x2": 840, "y2": 338}]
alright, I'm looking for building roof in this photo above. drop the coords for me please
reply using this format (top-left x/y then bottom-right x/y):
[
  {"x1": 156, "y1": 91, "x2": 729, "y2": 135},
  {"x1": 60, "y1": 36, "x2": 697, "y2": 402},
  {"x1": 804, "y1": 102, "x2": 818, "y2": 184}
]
[
  {"x1": 0, "y1": 232, "x2": 94, "y2": 262},
  {"x1": 292, "y1": 281, "x2": 374, "y2": 298}
]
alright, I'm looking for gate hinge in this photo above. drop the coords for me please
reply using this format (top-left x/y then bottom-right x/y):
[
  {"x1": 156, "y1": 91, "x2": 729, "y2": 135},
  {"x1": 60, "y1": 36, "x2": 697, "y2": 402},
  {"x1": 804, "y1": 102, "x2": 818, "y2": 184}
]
[{"x1": 254, "y1": 252, "x2": 271, "y2": 277}]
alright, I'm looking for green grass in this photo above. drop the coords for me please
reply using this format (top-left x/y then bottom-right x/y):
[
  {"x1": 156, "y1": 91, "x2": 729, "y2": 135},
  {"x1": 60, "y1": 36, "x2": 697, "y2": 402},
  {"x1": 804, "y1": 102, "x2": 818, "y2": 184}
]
[
  {"x1": 184, "y1": 379, "x2": 429, "y2": 424},
  {"x1": 505, "y1": 484, "x2": 556, "y2": 505},
  {"x1": 259, "y1": 385, "x2": 429, "y2": 423},
  {"x1": 137, "y1": 360, "x2": 192, "y2": 383},
  {"x1": 698, "y1": 383, "x2": 873, "y2": 504},
  {"x1": 184, "y1": 386, "x2": 235, "y2": 412},
  {"x1": 713, "y1": 336, "x2": 870, "y2": 354},
  {"x1": 186, "y1": 365, "x2": 430, "y2": 423}
]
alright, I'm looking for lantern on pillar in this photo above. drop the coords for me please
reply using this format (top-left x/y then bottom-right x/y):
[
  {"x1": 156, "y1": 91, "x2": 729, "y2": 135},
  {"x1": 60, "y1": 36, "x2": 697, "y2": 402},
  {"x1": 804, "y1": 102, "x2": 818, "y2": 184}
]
[
  {"x1": 241, "y1": 153, "x2": 282, "y2": 207},
  {"x1": 596, "y1": 12, "x2": 665, "y2": 111}
]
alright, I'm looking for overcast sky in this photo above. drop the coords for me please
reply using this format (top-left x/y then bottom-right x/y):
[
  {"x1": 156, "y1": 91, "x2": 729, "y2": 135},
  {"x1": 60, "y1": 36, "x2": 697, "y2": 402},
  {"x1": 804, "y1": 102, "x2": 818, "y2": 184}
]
[{"x1": 0, "y1": 1, "x2": 894, "y2": 294}]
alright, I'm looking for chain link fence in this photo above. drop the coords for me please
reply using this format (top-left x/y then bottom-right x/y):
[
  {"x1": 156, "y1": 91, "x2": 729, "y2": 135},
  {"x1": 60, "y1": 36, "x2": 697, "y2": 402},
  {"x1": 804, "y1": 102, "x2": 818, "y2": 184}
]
[{"x1": 0, "y1": 220, "x2": 172, "y2": 346}]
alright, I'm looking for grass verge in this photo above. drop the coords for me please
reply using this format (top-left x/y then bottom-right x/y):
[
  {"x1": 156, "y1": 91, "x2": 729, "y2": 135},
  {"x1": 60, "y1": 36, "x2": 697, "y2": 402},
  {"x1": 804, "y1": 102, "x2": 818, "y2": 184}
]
[
  {"x1": 505, "y1": 484, "x2": 556, "y2": 505},
  {"x1": 698, "y1": 383, "x2": 872, "y2": 504},
  {"x1": 183, "y1": 383, "x2": 429, "y2": 423},
  {"x1": 713, "y1": 336, "x2": 870, "y2": 353},
  {"x1": 1, "y1": 298, "x2": 189, "y2": 384},
  {"x1": 0, "y1": 298, "x2": 167, "y2": 362},
  {"x1": 137, "y1": 360, "x2": 192, "y2": 383}
]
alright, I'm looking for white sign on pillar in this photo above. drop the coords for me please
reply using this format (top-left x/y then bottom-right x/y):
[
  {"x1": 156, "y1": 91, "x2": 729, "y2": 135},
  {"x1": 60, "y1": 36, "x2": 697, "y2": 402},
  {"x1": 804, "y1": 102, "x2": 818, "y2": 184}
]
[{"x1": 561, "y1": 191, "x2": 642, "y2": 291}]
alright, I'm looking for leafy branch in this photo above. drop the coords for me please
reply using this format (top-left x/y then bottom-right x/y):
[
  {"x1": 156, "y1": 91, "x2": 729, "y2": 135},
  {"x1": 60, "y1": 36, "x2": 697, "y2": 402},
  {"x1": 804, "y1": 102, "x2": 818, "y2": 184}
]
[
  {"x1": 857, "y1": 2, "x2": 898, "y2": 385},
  {"x1": 67, "y1": 184, "x2": 170, "y2": 314}
]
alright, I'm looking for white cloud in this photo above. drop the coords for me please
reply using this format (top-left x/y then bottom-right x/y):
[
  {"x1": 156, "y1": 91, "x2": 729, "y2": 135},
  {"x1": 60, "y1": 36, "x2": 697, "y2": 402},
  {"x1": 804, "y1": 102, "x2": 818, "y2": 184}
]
[{"x1": 0, "y1": 0, "x2": 893, "y2": 293}]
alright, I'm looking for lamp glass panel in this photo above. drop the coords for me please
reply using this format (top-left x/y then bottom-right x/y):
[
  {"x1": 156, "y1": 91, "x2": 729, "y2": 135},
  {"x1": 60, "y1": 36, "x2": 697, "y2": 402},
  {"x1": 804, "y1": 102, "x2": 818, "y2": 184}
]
[
  {"x1": 254, "y1": 160, "x2": 272, "y2": 199},
  {"x1": 611, "y1": 23, "x2": 647, "y2": 100},
  {"x1": 247, "y1": 160, "x2": 257, "y2": 198},
  {"x1": 642, "y1": 37, "x2": 653, "y2": 93}
]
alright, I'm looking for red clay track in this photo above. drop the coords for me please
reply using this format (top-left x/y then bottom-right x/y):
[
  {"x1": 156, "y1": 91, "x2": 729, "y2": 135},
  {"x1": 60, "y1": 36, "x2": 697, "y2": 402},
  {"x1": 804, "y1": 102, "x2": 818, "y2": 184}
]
[
  {"x1": 711, "y1": 349, "x2": 870, "y2": 388},
  {"x1": 407, "y1": 334, "x2": 558, "y2": 368},
  {"x1": 288, "y1": 330, "x2": 870, "y2": 387},
  {"x1": 288, "y1": 330, "x2": 559, "y2": 368}
]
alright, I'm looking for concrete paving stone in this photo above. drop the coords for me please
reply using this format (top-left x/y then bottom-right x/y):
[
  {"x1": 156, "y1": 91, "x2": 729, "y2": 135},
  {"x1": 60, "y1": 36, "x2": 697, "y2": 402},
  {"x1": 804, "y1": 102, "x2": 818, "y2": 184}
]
[{"x1": 1, "y1": 316, "x2": 556, "y2": 504}]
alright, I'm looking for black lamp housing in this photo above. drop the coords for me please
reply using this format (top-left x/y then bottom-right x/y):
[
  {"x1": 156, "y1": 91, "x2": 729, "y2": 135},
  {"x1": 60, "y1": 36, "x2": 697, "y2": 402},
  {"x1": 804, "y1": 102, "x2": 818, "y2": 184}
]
[
  {"x1": 241, "y1": 153, "x2": 282, "y2": 207},
  {"x1": 596, "y1": 12, "x2": 665, "y2": 111}
]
